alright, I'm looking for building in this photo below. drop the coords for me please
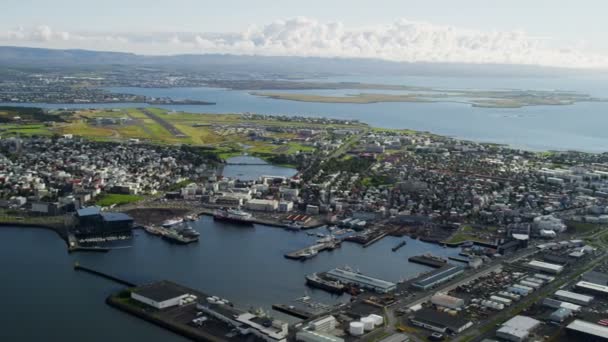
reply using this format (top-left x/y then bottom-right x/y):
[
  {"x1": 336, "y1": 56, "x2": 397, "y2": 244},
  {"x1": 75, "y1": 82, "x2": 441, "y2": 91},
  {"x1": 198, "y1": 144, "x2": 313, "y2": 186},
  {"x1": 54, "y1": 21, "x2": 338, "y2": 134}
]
[
  {"x1": 526, "y1": 260, "x2": 564, "y2": 274},
  {"x1": 377, "y1": 333, "x2": 409, "y2": 342},
  {"x1": 309, "y1": 316, "x2": 337, "y2": 332},
  {"x1": 566, "y1": 319, "x2": 608, "y2": 341},
  {"x1": 279, "y1": 201, "x2": 294, "y2": 213},
  {"x1": 246, "y1": 199, "x2": 279, "y2": 212},
  {"x1": 576, "y1": 281, "x2": 608, "y2": 297},
  {"x1": 542, "y1": 298, "x2": 581, "y2": 312},
  {"x1": 410, "y1": 308, "x2": 473, "y2": 334},
  {"x1": 306, "y1": 205, "x2": 320, "y2": 215},
  {"x1": 296, "y1": 330, "x2": 344, "y2": 342},
  {"x1": 75, "y1": 206, "x2": 134, "y2": 237},
  {"x1": 550, "y1": 308, "x2": 572, "y2": 323},
  {"x1": 495, "y1": 316, "x2": 540, "y2": 342},
  {"x1": 554, "y1": 290, "x2": 594, "y2": 306},
  {"x1": 411, "y1": 265, "x2": 465, "y2": 291},
  {"x1": 431, "y1": 294, "x2": 465, "y2": 310},
  {"x1": 131, "y1": 281, "x2": 191, "y2": 309},
  {"x1": 325, "y1": 268, "x2": 396, "y2": 293},
  {"x1": 198, "y1": 301, "x2": 288, "y2": 342}
]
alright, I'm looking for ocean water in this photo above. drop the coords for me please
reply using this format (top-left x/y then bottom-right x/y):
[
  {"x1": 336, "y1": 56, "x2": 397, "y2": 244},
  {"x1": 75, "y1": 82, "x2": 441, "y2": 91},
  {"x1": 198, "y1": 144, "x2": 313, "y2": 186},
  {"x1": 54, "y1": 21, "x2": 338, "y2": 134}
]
[{"x1": 4, "y1": 74, "x2": 607, "y2": 152}]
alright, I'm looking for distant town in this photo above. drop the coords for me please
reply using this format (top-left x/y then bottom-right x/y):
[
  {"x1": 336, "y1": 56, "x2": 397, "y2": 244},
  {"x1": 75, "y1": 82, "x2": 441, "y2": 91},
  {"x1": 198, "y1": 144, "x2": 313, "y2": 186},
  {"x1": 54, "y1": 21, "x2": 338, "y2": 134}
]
[{"x1": 2, "y1": 102, "x2": 608, "y2": 341}]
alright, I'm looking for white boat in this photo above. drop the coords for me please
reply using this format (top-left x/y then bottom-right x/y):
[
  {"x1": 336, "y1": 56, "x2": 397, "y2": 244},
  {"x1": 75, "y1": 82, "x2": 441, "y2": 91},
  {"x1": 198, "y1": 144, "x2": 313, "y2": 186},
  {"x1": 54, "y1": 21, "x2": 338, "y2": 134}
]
[
  {"x1": 162, "y1": 218, "x2": 184, "y2": 228},
  {"x1": 286, "y1": 222, "x2": 302, "y2": 231}
]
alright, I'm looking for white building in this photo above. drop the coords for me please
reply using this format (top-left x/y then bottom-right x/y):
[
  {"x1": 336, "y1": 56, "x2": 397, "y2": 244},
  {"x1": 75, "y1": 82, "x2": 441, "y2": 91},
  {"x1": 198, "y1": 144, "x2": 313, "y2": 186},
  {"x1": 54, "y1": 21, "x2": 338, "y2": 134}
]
[
  {"x1": 279, "y1": 201, "x2": 294, "y2": 213},
  {"x1": 496, "y1": 316, "x2": 540, "y2": 342},
  {"x1": 246, "y1": 199, "x2": 279, "y2": 212}
]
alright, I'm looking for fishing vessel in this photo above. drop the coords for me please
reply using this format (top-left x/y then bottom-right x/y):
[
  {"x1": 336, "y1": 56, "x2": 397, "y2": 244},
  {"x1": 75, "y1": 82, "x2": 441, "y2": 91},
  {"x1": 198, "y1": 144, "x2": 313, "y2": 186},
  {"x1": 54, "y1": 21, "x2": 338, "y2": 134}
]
[{"x1": 305, "y1": 273, "x2": 345, "y2": 294}]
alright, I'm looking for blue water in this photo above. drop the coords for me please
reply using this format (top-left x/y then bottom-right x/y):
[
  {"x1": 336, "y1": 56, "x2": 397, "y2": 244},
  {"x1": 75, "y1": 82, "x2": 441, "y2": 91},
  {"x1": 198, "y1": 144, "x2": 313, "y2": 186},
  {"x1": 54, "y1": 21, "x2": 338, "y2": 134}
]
[
  {"x1": 221, "y1": 156, "x2": 298, "y2": 181},
  {"x1": 4, "y1": 74, "x2": 607, "y2": 152},
  {"x1": 0, "y1": 220, "x2": 456, "y2": 341}
]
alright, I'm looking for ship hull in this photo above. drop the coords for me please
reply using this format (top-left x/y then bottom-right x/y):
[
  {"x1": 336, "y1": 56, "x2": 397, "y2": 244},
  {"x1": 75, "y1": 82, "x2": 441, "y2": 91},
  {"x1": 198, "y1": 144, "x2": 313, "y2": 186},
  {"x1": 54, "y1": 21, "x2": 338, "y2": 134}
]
[
  {"x1": 306, "y1": 277, "x2": 344, "y2": 294},
  {"x1": 213, "y1": 215, "x2": 254, "y2": 226}
]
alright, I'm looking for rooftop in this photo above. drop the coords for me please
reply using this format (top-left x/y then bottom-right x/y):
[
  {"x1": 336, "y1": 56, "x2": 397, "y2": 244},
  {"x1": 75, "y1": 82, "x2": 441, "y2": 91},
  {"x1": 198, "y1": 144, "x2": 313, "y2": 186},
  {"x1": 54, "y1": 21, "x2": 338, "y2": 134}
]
[
  {"x1": 132, "y1": 281, "x2": 189, "y2": 303},
  {"x1": 411, "y1": 308, "x2": 471, "y2": 331},
  {"x1": 326, "y1": 268, "x2": 395, "y2": 290},
  {"x1": 412, "y1": 265, "x2": 465, "y2": 288},
  {"x1": 77, "y1": 206, "x2": 101, "y2": 217},
  {"x1": 101, "y1": 212, "x2": 134, "y2": 222},
  {"x1": 567, "y1": 319, "x2": 608, "y2": 338},
  {"x1": 576, "y1": 281, "x2": 608, "y2": 294}
]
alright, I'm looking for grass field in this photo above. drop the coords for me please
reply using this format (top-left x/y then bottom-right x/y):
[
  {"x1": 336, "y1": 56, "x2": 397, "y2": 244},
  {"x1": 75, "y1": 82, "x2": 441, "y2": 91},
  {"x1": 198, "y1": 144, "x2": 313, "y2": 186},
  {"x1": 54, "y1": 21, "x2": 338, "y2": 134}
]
[
  {"x1": 0, "y1": 107, "x2": 370, "y2": 163},
  {"x1": 95, "y1": 193, "x2": 144, "y2": 207}
]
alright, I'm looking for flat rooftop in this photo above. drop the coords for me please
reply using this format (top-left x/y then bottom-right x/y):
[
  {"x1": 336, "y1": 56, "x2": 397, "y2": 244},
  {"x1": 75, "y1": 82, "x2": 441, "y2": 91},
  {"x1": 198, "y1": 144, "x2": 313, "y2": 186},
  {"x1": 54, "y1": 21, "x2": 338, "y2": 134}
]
[
  {"x1": 567, "y1": 319, "x2": 608, "y2": 339},
  {"x1": 411, "y1": 308, "x2": 471, "y2": 331},
  {"x1": 326, "y1": 268, "x2": 395, "y2": 290},
  {"x1": 132, "y1": 280, "x2": 189, "y2": 302},
  {"x1": 576, "y1": 281, "x2": 608, "y2": 294},
  {"x1": 412, "y1": 265, "x2": 465, "y2": 288}
]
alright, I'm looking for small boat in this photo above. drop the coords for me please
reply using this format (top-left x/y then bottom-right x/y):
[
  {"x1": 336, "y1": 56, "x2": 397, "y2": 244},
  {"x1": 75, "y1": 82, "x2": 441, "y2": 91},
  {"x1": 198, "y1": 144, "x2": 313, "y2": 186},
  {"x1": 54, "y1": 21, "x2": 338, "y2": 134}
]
[{"x1": 286, "y1": 222, "x2": 302, "y2": 231}]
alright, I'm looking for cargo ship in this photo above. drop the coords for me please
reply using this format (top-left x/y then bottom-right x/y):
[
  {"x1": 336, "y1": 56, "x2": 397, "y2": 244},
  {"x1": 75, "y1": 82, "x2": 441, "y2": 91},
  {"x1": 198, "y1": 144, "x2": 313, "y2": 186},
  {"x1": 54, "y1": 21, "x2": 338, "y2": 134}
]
[
  {"x1": 305, "y1": 273, "x2": 345, "y2": 294},
  {"x1": 213, "y1": 208, "x2": 254, "y2": 225}
]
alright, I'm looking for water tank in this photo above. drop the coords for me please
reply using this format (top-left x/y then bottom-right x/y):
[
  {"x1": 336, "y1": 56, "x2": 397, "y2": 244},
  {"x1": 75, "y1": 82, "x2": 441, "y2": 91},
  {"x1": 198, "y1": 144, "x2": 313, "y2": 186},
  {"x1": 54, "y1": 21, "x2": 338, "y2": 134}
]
[
  {"x1": 368, "y1": 314, "x2": 384, "y2": 326},
  {"x1": 361, "y1": 317, "x2": 375, "y2": 331},
  {"x1": 349, "y1": 322, "x2": 365, "y2": 336}
]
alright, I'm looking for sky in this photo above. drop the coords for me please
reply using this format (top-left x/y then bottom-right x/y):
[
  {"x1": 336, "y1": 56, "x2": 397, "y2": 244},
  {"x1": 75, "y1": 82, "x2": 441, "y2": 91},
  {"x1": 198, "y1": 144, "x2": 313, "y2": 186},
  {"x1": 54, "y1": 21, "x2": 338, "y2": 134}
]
[{"x1": 2, "y1": 0, "x2": 607, "y2": 68}]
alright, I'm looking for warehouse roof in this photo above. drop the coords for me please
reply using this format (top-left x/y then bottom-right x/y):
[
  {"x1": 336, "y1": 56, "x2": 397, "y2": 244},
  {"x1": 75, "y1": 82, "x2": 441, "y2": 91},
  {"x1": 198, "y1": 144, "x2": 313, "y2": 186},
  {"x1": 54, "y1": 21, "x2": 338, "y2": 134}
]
[
  {"x1": 132, "y1": 281, "x2": 189, "y2": 302},
  {"x1": 412, "y1": 265, "x2": 465, "y2": 288},
  {"x1": 576, "y1": 281, "x2": 608, "y2": 294},
  {"x1": 502, "y1": 315, "x2": 540, "y2": 331},
  {"x1": 527, "y1": 260, "x2": 564, "y2": 272},
  {"x1": 567, "y1": 319, "x2": 608, "y2": 339},
  {"x1": 411, "y1": 308, "x2": 471, "y2": 332},
  {"x1": 326, "y1": 268, "x2": 395, "y2": 290},
  {"x1": 554, "y1": 290, "x2": 594, "y2": 304}
]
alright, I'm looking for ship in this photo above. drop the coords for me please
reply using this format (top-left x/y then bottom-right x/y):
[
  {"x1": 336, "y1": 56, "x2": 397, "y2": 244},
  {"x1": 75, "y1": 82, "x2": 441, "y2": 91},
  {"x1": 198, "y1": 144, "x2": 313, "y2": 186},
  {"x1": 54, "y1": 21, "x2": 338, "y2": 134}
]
[
  {"x1": 286, "y1": 222, "x2": 302, "y2": 231},
  {"x1": 213, "y1": 208, "x2": 254, "y2": 225},
  {"x1": 305, "y1": 273, "x2": 345, "y2": 294},
  {"x1": 161, "y1": 222, "x2": 199, "y2": 244},
  {"x1": 392, "y1": 240, "x2": 407, "y2": 252},
  {"x1": 162, "y1": 218, "x2": 184, "y2": 228}
]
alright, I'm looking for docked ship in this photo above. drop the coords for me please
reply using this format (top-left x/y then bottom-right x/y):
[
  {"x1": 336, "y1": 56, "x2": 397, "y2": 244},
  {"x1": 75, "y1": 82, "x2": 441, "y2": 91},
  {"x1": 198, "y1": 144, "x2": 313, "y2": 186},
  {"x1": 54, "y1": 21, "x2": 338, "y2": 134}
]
[
  {"x1": 286, "y1": 222, "x2": 302, "y2": 231},
  {"x1": 162, "y1": 218, "x2": 184, "y2": 228},
  {"x1": 213, "y1": 208, "x2": 254, "y2": 225},
  {"x1": 161, "y1": 222, "x2": 199, "y2": 244},
  {"x1": 305, "y1": 273, "x2": 345, "y2": 294}
]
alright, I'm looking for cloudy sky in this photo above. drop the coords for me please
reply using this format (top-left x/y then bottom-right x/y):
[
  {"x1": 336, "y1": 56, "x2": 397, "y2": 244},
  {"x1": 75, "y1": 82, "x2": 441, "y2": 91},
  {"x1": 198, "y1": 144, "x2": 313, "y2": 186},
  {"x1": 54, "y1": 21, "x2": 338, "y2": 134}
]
[{"x1": 2, "y1": 0, "x2": 607, "y2": 68}]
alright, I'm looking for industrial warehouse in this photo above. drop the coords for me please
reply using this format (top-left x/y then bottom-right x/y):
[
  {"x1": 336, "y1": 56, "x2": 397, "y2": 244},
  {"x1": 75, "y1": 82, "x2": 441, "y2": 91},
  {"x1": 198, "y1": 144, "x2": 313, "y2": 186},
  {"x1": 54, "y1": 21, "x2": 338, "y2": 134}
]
[
  {"x1": 410, "y1": 265, "x2": 465, "y2": 290},
  {"x1": 325, "y1": 268, "x2": 396, "y2": 293}
]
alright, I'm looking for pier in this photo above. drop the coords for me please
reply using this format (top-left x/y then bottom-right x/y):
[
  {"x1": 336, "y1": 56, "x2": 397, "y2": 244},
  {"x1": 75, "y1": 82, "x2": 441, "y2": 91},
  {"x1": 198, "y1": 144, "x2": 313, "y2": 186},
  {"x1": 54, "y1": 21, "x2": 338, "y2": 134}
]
[{"x1": 74, "y1": 263, "x2": 136, "y2": 287}]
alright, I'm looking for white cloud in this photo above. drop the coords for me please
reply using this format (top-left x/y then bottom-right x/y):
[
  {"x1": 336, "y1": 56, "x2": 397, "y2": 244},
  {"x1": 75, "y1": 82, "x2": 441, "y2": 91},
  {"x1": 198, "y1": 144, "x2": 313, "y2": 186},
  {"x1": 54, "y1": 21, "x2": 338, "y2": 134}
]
[{"x1": 1, "y1": 17, "x2": 607, "y2": 69}]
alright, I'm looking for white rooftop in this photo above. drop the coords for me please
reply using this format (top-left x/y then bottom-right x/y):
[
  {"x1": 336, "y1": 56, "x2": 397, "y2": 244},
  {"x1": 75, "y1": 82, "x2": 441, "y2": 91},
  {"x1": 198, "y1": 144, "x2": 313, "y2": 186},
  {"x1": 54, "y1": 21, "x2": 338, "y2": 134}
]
[{"x1": 567, "y1": 319, "x2": 608, "y2": 338}]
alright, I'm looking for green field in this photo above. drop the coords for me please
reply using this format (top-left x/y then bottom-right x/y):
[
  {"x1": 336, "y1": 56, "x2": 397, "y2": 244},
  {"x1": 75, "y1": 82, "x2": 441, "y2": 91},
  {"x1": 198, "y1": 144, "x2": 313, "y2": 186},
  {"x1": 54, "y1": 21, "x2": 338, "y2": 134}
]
[{"x1": 95, "y1": 193, "x2": 144, "y2": 207}]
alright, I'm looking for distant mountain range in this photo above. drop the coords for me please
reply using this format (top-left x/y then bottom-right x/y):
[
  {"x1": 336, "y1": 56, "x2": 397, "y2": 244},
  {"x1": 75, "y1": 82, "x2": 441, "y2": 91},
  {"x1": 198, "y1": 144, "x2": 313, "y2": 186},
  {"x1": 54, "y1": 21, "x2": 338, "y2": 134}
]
[{"x1": 0, "y1": 45, "x2": 601, "y2": 78}]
